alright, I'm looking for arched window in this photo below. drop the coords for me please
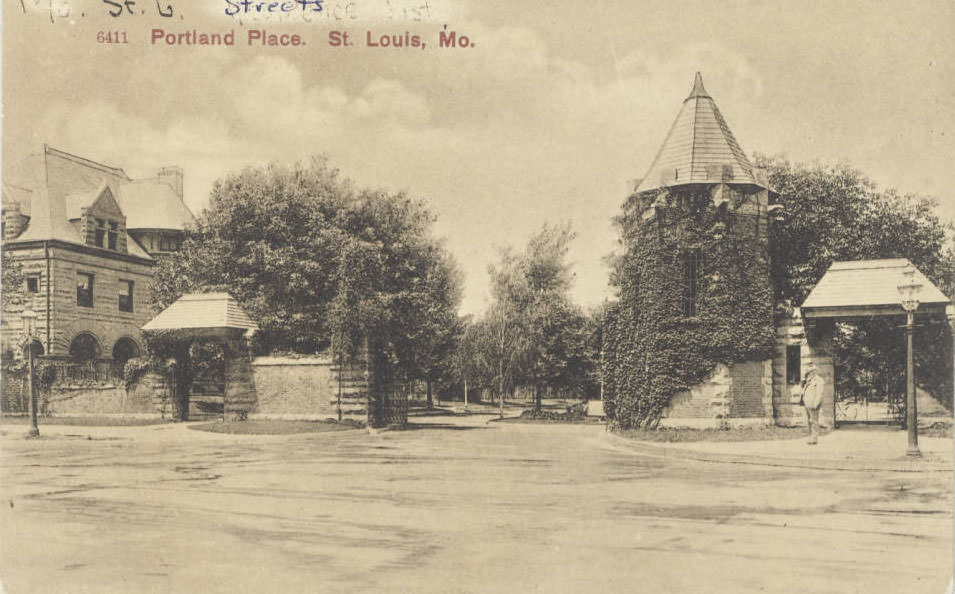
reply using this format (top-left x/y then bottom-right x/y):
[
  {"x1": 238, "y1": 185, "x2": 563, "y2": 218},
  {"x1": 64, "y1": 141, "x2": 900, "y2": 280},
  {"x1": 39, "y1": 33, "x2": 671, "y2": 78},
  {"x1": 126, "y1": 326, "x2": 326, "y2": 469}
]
[
  {"x1": 112, "y1": 338, "x2": 140, "y2": 370},
  {"x1": 26, "y1": 340, "x2": 44, "y2": 358},
  {"x1": 69, "y1": 333, "x2": 101, "y2": 365}
]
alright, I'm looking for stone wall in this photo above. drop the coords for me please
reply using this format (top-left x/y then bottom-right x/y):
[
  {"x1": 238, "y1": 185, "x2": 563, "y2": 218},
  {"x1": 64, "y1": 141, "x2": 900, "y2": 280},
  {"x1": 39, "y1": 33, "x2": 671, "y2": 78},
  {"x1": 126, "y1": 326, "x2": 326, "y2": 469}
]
[
  {"x1": 41, "y1": 383, "x2": 155, "y2": 415},
  {"x1": 1, "y1": 352, "x2": 408, "y2": 425},
  {"x1": 250, "y1": 356, "x2": 337, "y2": 419},
  {"x1": 1, "y1": 244, "x2": 153, "y2": 360},
  {"x1": 661, "y1": 360, "x2": 773, "y2": 428},
  {"x1": 46, "y1": 246, "x2": 153, "y2": 357},
  {"x1": 729, "y1": 360, "x2": 774, "y2": 419},
  {"x1": 773, "y1": 307, "x2": 835, "y2": 428},
  {"x1": 1, "y1": 371, "x2": 27, "y2": 413},
  {"x1": 248, "y1": 354, "x2": 407, "y2": 426}
]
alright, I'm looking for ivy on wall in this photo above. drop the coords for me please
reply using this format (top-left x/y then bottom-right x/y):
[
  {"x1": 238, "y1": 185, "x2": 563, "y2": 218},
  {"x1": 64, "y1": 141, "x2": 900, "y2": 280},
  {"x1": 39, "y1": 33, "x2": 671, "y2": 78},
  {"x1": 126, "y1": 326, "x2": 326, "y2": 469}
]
[{"x1": 604, "y1": 189, "x2": 776, "y2": 429}]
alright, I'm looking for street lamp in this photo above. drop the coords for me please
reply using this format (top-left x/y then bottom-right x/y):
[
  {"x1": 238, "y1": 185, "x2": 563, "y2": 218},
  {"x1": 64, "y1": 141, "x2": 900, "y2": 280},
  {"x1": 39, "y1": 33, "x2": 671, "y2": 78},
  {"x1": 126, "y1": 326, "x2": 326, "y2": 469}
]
[
  {"x1": 897, "y1": 263, "x2": 922, "y2": 457},
  {"x1": 21, "y1": 308, "x2": 39, "y2": 438}
]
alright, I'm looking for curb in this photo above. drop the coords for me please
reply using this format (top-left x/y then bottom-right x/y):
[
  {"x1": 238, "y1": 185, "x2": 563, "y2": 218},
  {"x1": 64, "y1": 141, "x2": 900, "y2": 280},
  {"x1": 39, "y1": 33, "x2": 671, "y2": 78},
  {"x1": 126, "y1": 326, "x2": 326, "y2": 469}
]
[{"x1": 603, "y1": 431, "x2": 953, "y2": 473}]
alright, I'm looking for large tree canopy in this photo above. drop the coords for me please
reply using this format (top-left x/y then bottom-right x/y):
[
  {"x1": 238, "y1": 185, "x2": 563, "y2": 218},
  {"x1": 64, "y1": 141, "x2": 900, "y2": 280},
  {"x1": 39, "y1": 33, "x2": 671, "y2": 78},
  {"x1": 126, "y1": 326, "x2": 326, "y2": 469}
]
[
  {"x1": 149, "y1": 158, "x2": 462, "y2": 381},
  {"x1": 758, "y1": 155, "x2": 953, "y2": 409},
  {"x1": 761, "y1": 156, "x2": 949, "y2": 304}
]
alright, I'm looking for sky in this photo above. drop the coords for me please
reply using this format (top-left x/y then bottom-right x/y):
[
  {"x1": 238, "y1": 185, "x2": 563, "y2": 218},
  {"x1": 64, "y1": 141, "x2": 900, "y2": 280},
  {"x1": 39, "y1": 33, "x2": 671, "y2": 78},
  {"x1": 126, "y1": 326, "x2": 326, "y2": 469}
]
[{"x1": 3, "y1": 0, "x2": 954, "y2": 315}]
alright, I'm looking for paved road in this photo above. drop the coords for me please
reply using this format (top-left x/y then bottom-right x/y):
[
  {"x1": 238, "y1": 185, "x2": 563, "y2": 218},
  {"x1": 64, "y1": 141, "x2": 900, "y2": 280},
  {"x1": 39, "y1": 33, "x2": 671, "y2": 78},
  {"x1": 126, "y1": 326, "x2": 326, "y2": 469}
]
[{"x1": 1, "y1": 414, "x2": 951, "y2": 594}]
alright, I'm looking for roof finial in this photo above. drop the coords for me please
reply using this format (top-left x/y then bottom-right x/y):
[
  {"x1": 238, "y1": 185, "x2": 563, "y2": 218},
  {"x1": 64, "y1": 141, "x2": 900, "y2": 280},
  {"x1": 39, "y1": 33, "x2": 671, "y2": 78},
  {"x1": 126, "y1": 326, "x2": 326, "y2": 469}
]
[{"x1": 686, "y1": 71, "x2": 709, "y2": 100}]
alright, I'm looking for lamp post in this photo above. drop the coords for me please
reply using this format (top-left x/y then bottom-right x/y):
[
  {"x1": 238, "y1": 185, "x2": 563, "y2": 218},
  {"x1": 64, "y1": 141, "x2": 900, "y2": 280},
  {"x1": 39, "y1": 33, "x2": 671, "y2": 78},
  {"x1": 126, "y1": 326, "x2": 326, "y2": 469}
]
[
  {"x1": 21, "y1": 309, "x2": 39, "y2": 438},
  {"x1": 897, "y1": 264, "x2": 922, "y2": 457}
]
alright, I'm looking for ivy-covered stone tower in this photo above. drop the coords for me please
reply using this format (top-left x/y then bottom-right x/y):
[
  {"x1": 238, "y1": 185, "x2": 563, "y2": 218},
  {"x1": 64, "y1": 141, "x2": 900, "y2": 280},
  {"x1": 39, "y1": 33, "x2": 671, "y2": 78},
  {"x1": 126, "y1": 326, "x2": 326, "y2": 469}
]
[{"x1": 605, "y1": 73, "x2": 777, "y2": 429}]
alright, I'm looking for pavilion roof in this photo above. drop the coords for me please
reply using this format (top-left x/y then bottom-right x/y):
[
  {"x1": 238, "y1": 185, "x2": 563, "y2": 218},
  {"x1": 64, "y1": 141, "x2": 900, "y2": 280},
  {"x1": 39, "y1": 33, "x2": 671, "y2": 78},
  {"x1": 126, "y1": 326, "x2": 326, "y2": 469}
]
[
  {"x1": 801, "y1": 259, "x2": 951, "y2": 318},
  {"x1": 142, "y1": 293, "x2": 258, "y2": 332}
]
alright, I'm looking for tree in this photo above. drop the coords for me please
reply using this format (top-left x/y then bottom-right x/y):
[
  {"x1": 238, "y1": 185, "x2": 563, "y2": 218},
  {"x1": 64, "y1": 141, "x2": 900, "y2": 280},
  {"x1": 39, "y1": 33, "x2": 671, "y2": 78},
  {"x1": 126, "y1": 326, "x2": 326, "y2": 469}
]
[
  {"x1": 522, "y1": 224, "x2": 586, "y2": 410},
  {"x1": 465, "y1": 223, "x2": 594, "y2": 413},
  {"x1": 484, "y1": 247, "x2": 533, "y2": 411},
  {"x1": 581, "y1": 302, "x2": 610, "y2": 400},
  {"x1": 452, "y1": 315, "x2": 491, "y2": 401},
  {"x1": 149, "y1": 158, "x2": 463, "y2": 402},
  {"x1": 759, "y1": 155, "x2": 952, "y2": 410},
  {"x1": 397, "y1": 247, "x2": 464, "y2": 408}
]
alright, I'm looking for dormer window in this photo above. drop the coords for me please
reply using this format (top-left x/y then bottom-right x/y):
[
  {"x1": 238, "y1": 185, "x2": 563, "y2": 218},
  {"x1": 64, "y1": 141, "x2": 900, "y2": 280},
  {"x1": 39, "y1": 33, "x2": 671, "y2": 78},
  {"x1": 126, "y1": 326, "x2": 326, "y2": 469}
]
[
  {"x1": 92, "y1": 218, "x2": 121, "y2": 251},
  {"x1": 108, "y1": 221, "x2": 118, "y2": 250},
  {"x1": 95, "y1": 219, "x2": 106, "y2": 247}
]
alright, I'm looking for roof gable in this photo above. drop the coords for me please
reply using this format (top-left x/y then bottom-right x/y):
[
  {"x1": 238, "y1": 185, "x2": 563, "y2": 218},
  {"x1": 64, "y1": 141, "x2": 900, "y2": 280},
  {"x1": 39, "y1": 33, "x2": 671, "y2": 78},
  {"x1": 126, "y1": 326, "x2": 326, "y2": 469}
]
[
  {"x1": 88, "y1": 184, "x2": 125, "y2": 219},
  {"x1": 635, "y1": 73, "x2": 761, "y2": 195},
  {"x1": 4, "y1": 145, "x2": 188, "y2": 250}
]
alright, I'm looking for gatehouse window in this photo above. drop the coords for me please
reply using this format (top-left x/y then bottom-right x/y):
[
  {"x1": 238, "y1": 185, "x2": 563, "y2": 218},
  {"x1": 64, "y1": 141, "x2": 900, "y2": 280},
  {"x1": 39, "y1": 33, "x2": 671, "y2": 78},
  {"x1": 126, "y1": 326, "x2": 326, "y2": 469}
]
[
  {"x1": 25, "y1": 275, "x2": 40, "y2": 293},
  {"x1": 118, "y1": 279, "x2": 134, "y2": 312},
  {"x1": 786, "y1": 345, "x2": 801, "y2": 385},
  {"x1": 76, "y1": 272, "x2": 94, "y2": 308},
  {"x1": 681, "y1": 248, "x2": 702, "y2": 317}
]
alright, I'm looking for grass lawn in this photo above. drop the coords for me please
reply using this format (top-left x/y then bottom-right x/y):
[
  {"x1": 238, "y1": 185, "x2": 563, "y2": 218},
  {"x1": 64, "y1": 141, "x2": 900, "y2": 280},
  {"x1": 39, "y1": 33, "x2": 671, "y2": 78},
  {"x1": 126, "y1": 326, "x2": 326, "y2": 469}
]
[
  {"x1": 615, "y1": 424, "x2": 818, "y2": 443},
  {"x1": 189, "y1": 419, "x2": 359, "y2": 435},
  {"x1": 1, "y1": 415, "x2": 170, "y2": 427},
  {"x1": 497, "y1": 415, "x2": 603, "y2": 425}
]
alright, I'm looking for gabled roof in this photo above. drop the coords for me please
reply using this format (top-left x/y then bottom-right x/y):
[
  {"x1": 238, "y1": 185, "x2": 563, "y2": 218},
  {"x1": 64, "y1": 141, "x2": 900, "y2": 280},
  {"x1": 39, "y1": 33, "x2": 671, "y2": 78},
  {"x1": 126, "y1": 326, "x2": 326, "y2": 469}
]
[
  {"x1": 635, "y1": 73, "x2": 762, "y2": 195},
  {"x1": 3, "y1": 145, "x2": 193, "y2": 256},
  {"x1": 142, "y1": 293, "x2": 258, "y2": 332},
  {"x1": 65, "y1": 183, "x2": 123, "y2": 220},
  {"x1": 801, "y1": 259, "x2": 951, "y2": 317},
  {"x1": 12, "y1": 179, "x2": 153, "y2": 260},
  {"x1": 118, "y1": 179, "x2": 196, "y2": 230}
]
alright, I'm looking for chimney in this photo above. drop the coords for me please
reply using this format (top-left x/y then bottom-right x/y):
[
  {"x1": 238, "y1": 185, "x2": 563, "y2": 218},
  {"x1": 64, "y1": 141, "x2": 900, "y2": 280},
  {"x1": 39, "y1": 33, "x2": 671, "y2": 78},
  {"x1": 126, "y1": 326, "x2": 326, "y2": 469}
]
[{"x1": 157, "y1": 166, "x2": 184, "y2": 200}]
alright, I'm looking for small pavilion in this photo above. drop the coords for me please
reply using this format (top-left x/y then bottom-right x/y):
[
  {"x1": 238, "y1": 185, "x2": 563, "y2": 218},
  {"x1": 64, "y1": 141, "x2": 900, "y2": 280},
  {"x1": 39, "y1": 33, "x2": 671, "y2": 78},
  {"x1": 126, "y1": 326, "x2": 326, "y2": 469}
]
[
  {"x1": 785, "y1": 259, "x2": 954, "y2": 428},
  {"x1": 142, "y1": 293, "x2": 258, "y2": 420},
  {"x1": 801, "y1": 259, "x2": 953, "y2": 320}
]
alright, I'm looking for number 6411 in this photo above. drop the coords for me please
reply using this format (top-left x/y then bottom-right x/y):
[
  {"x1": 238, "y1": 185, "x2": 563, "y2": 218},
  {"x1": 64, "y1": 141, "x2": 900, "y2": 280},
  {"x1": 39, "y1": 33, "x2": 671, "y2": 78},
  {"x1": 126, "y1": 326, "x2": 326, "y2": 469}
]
[{"x1": 97, "y1": 31, "x2": 128, "y2": 43}]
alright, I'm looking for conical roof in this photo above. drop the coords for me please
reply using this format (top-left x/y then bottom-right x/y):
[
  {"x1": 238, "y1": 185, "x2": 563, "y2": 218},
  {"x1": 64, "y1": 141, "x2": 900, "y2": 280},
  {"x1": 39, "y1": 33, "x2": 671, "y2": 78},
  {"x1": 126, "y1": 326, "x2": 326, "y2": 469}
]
[{"x1": 635, "y1": 73, "x2": 761, "y2": 194}]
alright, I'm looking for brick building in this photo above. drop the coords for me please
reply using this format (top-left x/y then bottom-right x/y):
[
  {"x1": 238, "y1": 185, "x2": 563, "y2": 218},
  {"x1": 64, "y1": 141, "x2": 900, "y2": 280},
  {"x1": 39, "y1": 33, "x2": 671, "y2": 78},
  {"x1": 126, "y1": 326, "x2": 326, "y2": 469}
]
[{"x1": 1, "y1": 146, "x2": 196, "y2": 375}]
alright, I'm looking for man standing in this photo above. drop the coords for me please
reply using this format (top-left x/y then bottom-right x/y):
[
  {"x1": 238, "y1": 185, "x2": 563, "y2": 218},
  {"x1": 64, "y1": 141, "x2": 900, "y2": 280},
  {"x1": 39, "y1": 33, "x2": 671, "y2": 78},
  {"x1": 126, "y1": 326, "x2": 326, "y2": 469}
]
[{"x1": 801, "y1": 366, "x2": 825, "y2": 445}]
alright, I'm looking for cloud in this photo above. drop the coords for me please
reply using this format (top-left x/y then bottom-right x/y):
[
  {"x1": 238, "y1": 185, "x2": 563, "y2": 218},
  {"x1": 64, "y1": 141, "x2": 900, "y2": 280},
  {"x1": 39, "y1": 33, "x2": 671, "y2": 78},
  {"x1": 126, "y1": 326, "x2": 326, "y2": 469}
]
[{"x1": 18, "y1": 25, "x2": 775, "y2": 315}]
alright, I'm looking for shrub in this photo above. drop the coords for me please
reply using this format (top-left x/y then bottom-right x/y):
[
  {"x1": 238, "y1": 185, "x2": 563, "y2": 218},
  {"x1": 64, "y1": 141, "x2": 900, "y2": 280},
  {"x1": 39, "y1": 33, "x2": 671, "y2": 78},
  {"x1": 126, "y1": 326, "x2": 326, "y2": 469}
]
[{"x1": 122, "y1": 357, "x2": 154, "y2": 390}]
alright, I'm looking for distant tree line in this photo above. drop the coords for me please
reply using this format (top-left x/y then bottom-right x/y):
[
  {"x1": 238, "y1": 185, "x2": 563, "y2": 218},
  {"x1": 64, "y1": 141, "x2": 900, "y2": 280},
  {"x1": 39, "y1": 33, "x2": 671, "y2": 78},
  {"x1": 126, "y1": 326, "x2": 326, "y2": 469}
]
[{"x1": 453, "y1": 224, "x2": 601, "y2": 409}]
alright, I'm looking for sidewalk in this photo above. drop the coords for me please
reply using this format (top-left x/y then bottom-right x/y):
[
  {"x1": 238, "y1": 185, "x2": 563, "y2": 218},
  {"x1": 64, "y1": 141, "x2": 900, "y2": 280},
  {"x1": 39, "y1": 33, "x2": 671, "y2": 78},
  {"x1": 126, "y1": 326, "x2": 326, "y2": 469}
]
[{"x1": 607, "y1": 426, "x2": 953, "y2": 473}]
